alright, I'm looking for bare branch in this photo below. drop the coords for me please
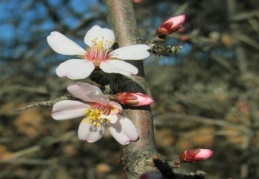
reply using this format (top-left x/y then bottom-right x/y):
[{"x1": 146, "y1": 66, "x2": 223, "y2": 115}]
[{"x1": 16, "y1": 94, "x2": 73, "y2": 112}]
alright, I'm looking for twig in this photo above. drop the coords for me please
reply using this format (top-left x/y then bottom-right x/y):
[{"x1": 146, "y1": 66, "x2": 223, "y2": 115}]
[
  {"x1": 0, "y1": 158, "x2": 56, "y2": 165},
  {"x1": 154, "y1": 113, "x2": 251, "y2": 135},
  {"x1": 0, "y1": 131, "x2": 75, "y2": 163},
  {"x1": 230, "y1": 11, "x2": 259, "y2": 21},
  {"x1": 233, "y1": 31, "x2": 259, "y2": 50},
  {"x1": 149, "y1": 42, "x2": 182, "y2": 56},
  {"x1": 16, "y1": 94, "x2": 73, "y2": 112}
]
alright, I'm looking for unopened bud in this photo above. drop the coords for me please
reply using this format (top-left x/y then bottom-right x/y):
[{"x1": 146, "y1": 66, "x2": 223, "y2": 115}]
[
  {"x1": 156, "y1": 14, "x2": 186, "y2": 38},
  {"x1": 133, "y1": 0, "x2": 142, "y2": 3},
  {"x1": 114, "y1": 92, "x2": 154, "y2": 106},
  {"x1": 179, "y1": 149, "x2": 213, "y2": 163}
]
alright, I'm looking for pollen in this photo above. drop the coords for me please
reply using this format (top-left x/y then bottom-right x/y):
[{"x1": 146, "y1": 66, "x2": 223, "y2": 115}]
[
  {"x1": 84, "y1": 37, "x2": 112, "y2": 65},
  {"x1": 83, "y1": 109, "x2": 107, "y2": 127}
]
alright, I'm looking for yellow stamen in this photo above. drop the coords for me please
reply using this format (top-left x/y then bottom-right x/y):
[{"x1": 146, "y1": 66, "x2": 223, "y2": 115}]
[{"x1": 83, "y1": 109, "x2": 107, "y2": 127}]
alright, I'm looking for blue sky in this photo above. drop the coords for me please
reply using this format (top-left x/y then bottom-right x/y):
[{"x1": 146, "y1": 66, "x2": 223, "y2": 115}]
[
  {"x1": 0, "y1": 0, "x2": 100, "y2": 42},
  {"x1": 0, "y1": 0, "x2": 193, "y2": 66}
]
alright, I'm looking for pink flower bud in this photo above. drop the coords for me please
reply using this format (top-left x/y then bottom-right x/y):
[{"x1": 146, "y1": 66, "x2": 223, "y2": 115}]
[
  {"x1": 133, "y1": 0, "x2": 142, "y2": 3},
  {"x1": 114, "y1": 92, "x2": 154, "y2": 106},
  {"x1": 179, "y1": 149, "x2": 213, "y2": 163},
  {"x1": 156, "y1": 15, "x2": 186, "y2": 38}
]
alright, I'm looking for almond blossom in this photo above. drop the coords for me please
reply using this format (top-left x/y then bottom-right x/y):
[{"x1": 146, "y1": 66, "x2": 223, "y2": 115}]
[
  {"x1": 47, "y1": 25, "x2": 150, "y2": 79},
  {"x1": 51, "y1": 82, "x2": 138, "y2": 145}
]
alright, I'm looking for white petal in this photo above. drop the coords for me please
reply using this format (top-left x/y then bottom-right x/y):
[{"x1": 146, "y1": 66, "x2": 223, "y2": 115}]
[
  {"x1": 78, "y1": 120, "x2": 104, "y2": 143},
  {"x1": 101, "y1": 115, "x2": 118, "y2": 123},
  {"x1": 109, "y1": 44, "x2": 150, "y2": 60},
  {"x1": 47, "y1": 31, "x2": 86, "y2": 55},
  {"x1": 100, "y1": 60, "x2": 138, "y2": 76},
  {"x1": 107, "y1": 115, "x2": 138, "y2": 145},
  {"x1": 84, "y1": 25, "x2": 115, "y2": 49},
  {"x1": 56, "y1": 59, "x2": 95, "y2": 80},
  {"x1": 51, "y1": 100, "x2": 89, "y2": 120},
  {"x1": 67, "y1": 82, "x2": 109, "y2": 103},
  {"x1": 84, "y1": 25, "x2": 102, "y2": 46}
]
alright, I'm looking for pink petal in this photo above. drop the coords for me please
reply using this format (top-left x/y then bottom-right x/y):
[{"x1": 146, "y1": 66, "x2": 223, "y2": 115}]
[
  {"x1": 107, "y1": 116, "x2": 138, "y2": 145},
  {"x1": 162, "y1": 15, "x2": 186, "y2": 31},
  {"x1": 108, "y1": 101, "x2": 122, "y2": 114},
  {"x1": 100, "y1": 60, "x2": 138, "y2": 76},
  {"x1": 51, "y1": 100, "x2": 89, "y2": 120},
  {"x1": 109, "y1": 44, "x2": 150, "y2": 60},
  {"x1": 47, "y1": 31, "x2": 86, "y2": 55},
  {"x1": 114, "y1": 92, "x2": 154, "y2": 106},
  {"x1": 130, "y1": 93, "x2": 154, "y2": 106},
  {"x1": 84, "y1": 25, "x2": 115, "y2": 49},
  {"x1": 67, "y1": 82, "x2": 109, "y2": 103},
  {"x1": 179, "y1": 149, "x2": 213, "y2": 163},
  {"x1": 78, "y1": 120, "x2": 104, "y2": 143},
  {"x1": 56, "y1": 59, "x2": 95, "y2": 80},
  {"x1": 194, "y1": 149, "x2": 213, "y2": 160}
]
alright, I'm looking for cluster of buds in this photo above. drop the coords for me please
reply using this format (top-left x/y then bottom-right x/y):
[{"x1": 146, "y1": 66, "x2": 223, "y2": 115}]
[
  {"x1": 176, "y1": 149, "x2": 213, "y2": 164},
  {"x1": 113, "y1": 92, "x2": 154, "y2": 107},
  {"x1": 156, "y1": 14, "x2": 186, "y2": 38}
]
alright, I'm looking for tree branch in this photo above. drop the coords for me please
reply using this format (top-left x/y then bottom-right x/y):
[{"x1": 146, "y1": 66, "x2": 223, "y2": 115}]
[
  {"x1": 16, "y1": 94, "x2": 72, "y2": 112},
  {"x1": 104, "y1": 0, "x2": 157, "y2": 178},
  {"x1": 104, "y1": 1, "x2": 205, "y2": 178}
]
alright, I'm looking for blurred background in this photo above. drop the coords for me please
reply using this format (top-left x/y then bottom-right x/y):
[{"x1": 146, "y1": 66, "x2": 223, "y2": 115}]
[{"x1": 1, "y1": 0, "x2": 259, "y2": 178}]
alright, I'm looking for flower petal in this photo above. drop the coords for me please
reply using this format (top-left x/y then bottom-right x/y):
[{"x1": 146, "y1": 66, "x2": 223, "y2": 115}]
[
  {"x1": 78, "y1": 120, "x2": 104, "y2": 143},
  {"x1": 108, "y1": 101, "x2": 122, "y2": 114},
  {"x1": 51, "y1": 100, "x2": 89, "y2": 120},
  {"x1": 84, "y1": 25, "x2": 115, "y2": 49},
  {"x1": 56, "y1": 59, "x2": 95, "y2": 80},
  {"x1": 101, "y1": 115, "x2": 118, "y2": 123},
  {"x1": 47, "y1": 31, "x2": 86, "y2": 55},
  {"x1": 84, "y1": 25, "x2": 102, "y2": 46},
  {"x1": 100, "y1": 60, "x2": 138, "y2": 76},
  {"x1": 109, "y1": 44, "x2": 150, "y2": 60},
  {"x1": 67, "y1": 82, "x2": 109, "y2": 103},
  {"x1": 107, "y1": 115, "x2": 138, "y2": 145}
]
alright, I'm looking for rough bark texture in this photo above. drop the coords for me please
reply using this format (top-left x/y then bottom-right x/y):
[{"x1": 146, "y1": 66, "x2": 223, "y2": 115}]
[{"x1": 104, "y1": 0, "x2": 157, "y2": 178}]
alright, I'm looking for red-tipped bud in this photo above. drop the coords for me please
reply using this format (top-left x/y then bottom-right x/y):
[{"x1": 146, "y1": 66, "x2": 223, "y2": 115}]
[
  {"x1": 156, "y1": 14, "x2": 186, "y2": 38},
  {"x1": 114, "y1": 92, "x2": 154, "y2": 106},
  {"x1": 179, "y1": 149, "x2": 213, "y2": 163}
]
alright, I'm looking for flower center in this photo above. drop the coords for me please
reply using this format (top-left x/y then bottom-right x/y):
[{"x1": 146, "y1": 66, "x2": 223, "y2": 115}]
[
  {"x1": 85, "y1": 37, "x2": 113, "y2": 66},
  {"x1": 83, "y1": 103, "x2": 112, "y2": 127}
]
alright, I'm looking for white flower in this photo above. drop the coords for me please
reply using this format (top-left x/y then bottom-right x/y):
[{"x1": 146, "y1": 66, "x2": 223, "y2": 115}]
[
  {"x1": 47, "y1": 25, "x2": 150, "y2": 79},
  {"x1": 51, "y1": 82, "x2": 139, "y2": 145}
]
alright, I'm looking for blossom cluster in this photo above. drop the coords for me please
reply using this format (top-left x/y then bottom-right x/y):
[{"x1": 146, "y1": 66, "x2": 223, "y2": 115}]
[
  {"x1": 48, "y1": 18, "x2": 213, "y2": 163},
  {"x1": 47, "y1": 25, "x2": 153, "y2": 145}
]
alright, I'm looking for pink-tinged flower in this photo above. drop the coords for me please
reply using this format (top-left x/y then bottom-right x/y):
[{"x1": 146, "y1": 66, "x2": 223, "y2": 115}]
[
  {"x1": 51, "y1": 82, "x2": 138, "y2": 145},
  {"x1": 114, "y1": 92, "x2": 154, "y2": 106},
  {"x1": 47, "y1": 25, "x2": 150, "y2": 79},
  {"x1": 156, "y1": 15, "x2": 186, "y2": 38},
  {"x1": 179, "y1": 149, "x2": 213, "y2": 163}
]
